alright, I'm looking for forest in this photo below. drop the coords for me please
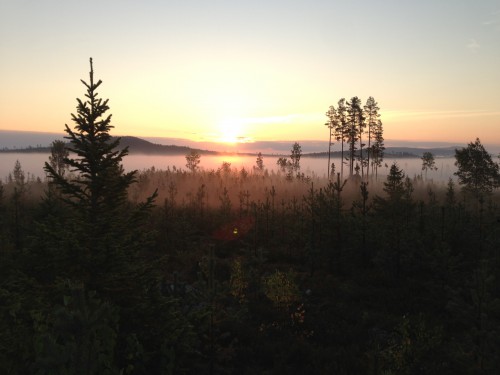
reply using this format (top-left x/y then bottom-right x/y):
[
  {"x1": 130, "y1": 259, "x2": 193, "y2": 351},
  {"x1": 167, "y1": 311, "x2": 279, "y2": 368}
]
[{"x1": 1, "y1": 60, "x2": 500, "y2": 374}]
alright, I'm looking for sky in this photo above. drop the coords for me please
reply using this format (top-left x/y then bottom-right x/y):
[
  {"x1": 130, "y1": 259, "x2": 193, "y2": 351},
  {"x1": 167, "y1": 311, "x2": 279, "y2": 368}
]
[{"x1": 1, "y1": 0, "x2": 500, "y2": 150}]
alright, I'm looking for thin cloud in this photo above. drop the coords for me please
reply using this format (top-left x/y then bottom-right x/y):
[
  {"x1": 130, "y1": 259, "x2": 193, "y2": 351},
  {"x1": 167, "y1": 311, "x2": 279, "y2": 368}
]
[
  {"x1": 243, "y1": 114, "x2": 297, "y2": 125},
  {"x1": 466, "y1": 38, "x2": 480, "y2": 52},
  {"x1": 482, "y1": 10, "x2": 500, "y2": 30},
  {"x1": 239, "y1": 113, "x2": 323, "y2": 126}
]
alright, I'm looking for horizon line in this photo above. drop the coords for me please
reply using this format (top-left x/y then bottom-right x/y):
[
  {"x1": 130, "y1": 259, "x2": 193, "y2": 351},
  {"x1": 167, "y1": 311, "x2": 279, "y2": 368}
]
[{"x1": 3, "y1": 129, "x2": 500, "y2": 152}]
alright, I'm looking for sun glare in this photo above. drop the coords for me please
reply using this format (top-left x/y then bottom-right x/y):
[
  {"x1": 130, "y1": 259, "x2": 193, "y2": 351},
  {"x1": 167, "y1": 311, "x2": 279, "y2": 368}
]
[{"x1": 217, "y1": 118, "x2": 246, "y2": 144}]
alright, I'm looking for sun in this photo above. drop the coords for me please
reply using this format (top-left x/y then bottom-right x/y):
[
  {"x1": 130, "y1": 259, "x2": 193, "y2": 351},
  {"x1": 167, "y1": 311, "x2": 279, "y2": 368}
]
[
  {"x1": 217, "y1": 118, "x2": 247, "y2": 144},
  {"x1": 205, "y1": 83, "x2": 256, "y2": 144}
]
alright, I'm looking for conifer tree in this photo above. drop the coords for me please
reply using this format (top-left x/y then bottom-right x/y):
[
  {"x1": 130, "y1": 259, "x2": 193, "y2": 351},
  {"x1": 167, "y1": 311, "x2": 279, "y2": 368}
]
[
  {"x1": 421, "y1": 152, "x2": 437, "y2": 180},
  {"x1": 276, "y1": 157, "x2": 289, "y2": 173},
  {"x1": 373, "y1": 163, "x2": 407, "y2": 278},
  {"x1": 335, "y1": 98, "x2": 348, "y2": 180},
  {"x1": 346, "y1": 97, "x2": 363, "y2": 177},
  {"x1": 255, "y1": 152, "x2": 264, "y2": 173},
  {"x1": 371, "y1": 119, "x2": 385, "y2": 180},
  {"x1": 364, "y1": 97, "x2": 380, "y2": 181},
  {"x1": 44, "y1": 59, "x2": 137, "y2": 221},
  {"x1": 11, "y1": 160, "x2": 27, "y2": 250},
  {"x1": 43, "y1": 58, "x2": 156, "y2": 288},
  {"x1": 185, "y1": 150, "x2": 201, "y2": 172},
  {"x1": 382, "y1": 163, "x2": 405, "y2": 200},
  {"x1": 290, "y1": 142, "x2": 302, "y2": 175},
  {"x1": 325, "y1": 105, "x2": 337, "y2": 179},
  {"x1": 454, "y1": 138, "x2": 499, "y2": 198},
  {"x1": 48, "y1": 140, "x2": 69, "y2": 177},
  {"x1": 445, "y1": 178, "x2": 456, "y2": 207}
]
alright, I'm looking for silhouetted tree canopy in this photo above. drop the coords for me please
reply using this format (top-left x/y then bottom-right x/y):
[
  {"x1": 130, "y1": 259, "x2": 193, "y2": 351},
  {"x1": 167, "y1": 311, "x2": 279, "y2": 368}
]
[{"x1": 454, "y1": 138, "x2": 500, "y2": 197}]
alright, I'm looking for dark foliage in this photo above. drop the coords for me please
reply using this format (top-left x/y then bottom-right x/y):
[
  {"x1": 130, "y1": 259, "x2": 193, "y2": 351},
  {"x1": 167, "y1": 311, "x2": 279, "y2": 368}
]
[{"x1": 455, "y1": 138, "x2": 500, "y2": 198}]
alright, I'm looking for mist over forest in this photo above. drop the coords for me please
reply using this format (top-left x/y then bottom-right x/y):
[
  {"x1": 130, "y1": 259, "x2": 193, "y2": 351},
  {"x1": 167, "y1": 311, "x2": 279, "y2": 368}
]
[
  {"x1": 1, "y1": 62, "x2": 500, "y2": 374},
  {"x1": 3, "y1": 134, "x2": 500, "y2": 374}
]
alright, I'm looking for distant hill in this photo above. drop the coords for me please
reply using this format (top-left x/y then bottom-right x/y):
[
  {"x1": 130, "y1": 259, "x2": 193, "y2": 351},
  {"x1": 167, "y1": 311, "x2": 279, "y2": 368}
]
[
  {"x1": 0, "y1": 135, "x2": 227, "y2": 156},
  {"x1": 114, "y1": 136, "x2": 258, "y2": 156},
  {"x1": 117, "y1": 136, "x2": 216, "y2": 155},
  {"x1": 0, "y1": 131, "x2": 462, "y2": 157}
]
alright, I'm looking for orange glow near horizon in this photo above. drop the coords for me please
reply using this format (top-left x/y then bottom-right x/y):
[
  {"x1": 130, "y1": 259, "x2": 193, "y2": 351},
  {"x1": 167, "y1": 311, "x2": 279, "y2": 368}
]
[
  {"x1": 1, "y1": 48, "x2": 499, "y2": 146},
  {"x1": 2, "y1": 102, "x2": 500, "y2": 147},
  {"x1": 1, "y1": 1, "x2": 500, "y2": 148}
]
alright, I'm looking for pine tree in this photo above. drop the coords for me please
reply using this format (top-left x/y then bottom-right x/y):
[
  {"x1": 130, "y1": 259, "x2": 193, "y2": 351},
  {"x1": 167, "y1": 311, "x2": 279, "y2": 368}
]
[
  {"x1": 364, "y1": 97, "x2": 380, "y2": 181},
  {"x1": 346, "y1": 97, "x2": 363, "y2": 177},
  {"x1": 335, "y1": 98, "x2": 348, "y2": 180},
  {"x1": 290, "y1": 142, "x2": 302, "y2": 176},
  {"x1": 373, "y1": 163, "x2": 407, "y2": 279},
  {"x1": 48, "y1": 140, "x2": 69, "y2": 177},
  {"x1": 255, "y1": 152, "x2": 264, "y2": 173},
  {"x1": 185, "y1": 150, "x2": 201, "y2": 172},
  {"x1": 325, "y1": 105, "x2": 337, "y2": 179},
  {"x1": 43, "y1": 58, "x2": 156, "y2": 289},
  {"x1": 35, "y1": 58, "x2": 197, "y2": 373},
  {"x1": 371, "y1": 119, "x2": 385, "y2": 180},
  {"x1": 454, "y1": 138, "x2": 500, "y2": 199},
  {"x1": 382, "y1": 163, "x2": 405, "y2": 201},
  {"x1": 44, "y1": 59, "x2": 137, "y2": 222},
  {"x1": 421, "y1": 152, "x2": 437, "y2": 180}
]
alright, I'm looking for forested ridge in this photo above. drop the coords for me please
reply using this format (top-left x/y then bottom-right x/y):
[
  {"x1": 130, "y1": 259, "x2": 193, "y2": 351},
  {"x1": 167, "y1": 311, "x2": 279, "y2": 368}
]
[
  {"x1": 1, "y1": 60, "x2": 500, "y2": 374},
  {"x1": 0, "y1": 134, "x2": 459, "y2": 159}
]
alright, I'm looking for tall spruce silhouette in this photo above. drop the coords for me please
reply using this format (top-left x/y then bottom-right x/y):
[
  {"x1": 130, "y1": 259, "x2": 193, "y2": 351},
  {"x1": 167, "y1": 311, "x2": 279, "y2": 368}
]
[
  {"x1": 44, "y1": 58, "x2": 156, "y2": 288},
  {"x1": 44, "y1": 58, "x2": 136, "y2": 218}
]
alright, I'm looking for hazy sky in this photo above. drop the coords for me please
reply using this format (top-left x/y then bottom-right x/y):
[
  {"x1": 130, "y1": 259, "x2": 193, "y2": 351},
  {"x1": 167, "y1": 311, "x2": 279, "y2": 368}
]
[{"x1": 1, "y1": 0, "x2": 499, "y2": 147}]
